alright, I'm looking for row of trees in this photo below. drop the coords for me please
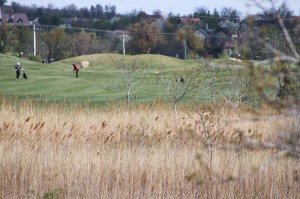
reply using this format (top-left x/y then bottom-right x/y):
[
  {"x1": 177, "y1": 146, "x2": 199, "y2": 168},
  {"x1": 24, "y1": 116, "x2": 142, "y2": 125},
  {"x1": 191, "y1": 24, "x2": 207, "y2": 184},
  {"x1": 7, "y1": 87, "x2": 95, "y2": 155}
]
[
  {"x1": 0, "y1": 1, "x2": 299, "y2": 62},
  {"x1": 9, "y1": 1, "x2": 117, "y2": 22}
]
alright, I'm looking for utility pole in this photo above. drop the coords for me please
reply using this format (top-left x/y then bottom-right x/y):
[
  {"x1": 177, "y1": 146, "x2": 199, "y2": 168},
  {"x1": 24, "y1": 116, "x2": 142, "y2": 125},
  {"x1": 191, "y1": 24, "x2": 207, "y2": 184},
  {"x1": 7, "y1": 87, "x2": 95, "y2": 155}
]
[
  {"x1": 122, "y1": 31, "x2": 127, "y2": 56},
  {"x1": 184, "y1": 40, "x2": 187, "y2": 60},
  {"x1": 33, "y1": 24, "x2": 36, "y2": 56}
]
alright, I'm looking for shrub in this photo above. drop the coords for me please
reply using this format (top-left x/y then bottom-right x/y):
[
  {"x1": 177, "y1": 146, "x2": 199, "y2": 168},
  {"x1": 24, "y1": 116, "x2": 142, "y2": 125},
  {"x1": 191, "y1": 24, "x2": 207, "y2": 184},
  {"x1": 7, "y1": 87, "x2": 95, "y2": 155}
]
[{"x1": 28, "y1": 55, "x2": 41, "y2": 62}]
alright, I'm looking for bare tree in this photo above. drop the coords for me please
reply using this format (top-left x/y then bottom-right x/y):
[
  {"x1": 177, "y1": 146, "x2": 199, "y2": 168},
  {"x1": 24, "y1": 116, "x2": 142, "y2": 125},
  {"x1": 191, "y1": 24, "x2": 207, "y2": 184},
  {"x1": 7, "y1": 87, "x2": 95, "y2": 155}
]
[
  {"x1": 197, "y1": 61, "x2": 252, "y2": 107},
  {"x1": 246, "y1": 0, "x2": 299, "y2": 105},
  {"x1": 113, "y1": 58, "x2": 150, "y2": 104},
  {"x1": 220, "y1": 6, "x2": 242, "y2": 22},
  {"x1": 226, "y1": 0, "x2": 300, "y2": 165},
  {"x1": 160, "y1": 69, "x2": 201, "y2": 112},
  {"x1": 187, "y1": 1, "x2": 300, "y2": 192},
  {"x1": 201, "y1": 64, "x2": 222, "y2": 103},
  {"x1": 71, "y1": 32, "x2": 102, "y2": 56}
]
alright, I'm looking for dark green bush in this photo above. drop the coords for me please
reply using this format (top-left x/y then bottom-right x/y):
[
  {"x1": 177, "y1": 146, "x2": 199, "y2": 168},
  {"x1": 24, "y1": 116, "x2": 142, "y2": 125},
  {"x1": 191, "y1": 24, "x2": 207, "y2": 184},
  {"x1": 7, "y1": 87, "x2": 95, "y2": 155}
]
[{"x1": 28, "y1": 55, "x2": 41, "y2": 62}]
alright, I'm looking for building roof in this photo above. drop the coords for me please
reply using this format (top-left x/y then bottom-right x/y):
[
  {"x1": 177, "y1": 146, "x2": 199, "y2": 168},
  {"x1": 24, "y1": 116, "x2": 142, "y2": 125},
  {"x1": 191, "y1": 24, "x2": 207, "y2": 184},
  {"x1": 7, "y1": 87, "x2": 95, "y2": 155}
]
[
  {"x1": 177, "y1": 17, "x2": 201, "y2": 24},
  {"x1": 0, "y1": 12, "x2": 30, "y2": 25}
]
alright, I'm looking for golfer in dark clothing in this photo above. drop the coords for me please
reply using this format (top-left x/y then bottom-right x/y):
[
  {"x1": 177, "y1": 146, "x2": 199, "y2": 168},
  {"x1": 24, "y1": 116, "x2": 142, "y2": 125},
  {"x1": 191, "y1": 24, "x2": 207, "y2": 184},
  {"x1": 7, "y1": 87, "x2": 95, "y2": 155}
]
[
  {"x1": 73, "y1": 63, "x2": 80, "y2": 78},
  {"x1": 15, "y1": 62, "x2": 21, "y2": 80}
]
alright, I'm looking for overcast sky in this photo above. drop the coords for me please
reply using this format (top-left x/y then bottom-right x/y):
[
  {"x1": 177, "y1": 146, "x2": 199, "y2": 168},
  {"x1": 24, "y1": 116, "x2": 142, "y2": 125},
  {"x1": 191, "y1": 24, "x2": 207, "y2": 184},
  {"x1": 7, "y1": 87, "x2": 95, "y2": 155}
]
[{"x1": 6, "y1": 0, "x2": 300, "y2": 16}]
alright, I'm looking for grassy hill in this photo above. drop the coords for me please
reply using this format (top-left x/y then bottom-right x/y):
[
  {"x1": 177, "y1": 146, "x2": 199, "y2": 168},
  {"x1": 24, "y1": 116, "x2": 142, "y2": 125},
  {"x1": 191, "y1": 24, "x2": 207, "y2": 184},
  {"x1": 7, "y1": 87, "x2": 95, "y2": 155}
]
[
  {"x1": 2, "y1": 54, "x2": 297, "y2": 198},
  {"x1": 0, "y1": 53, "x2": 247, "y2": 104}
]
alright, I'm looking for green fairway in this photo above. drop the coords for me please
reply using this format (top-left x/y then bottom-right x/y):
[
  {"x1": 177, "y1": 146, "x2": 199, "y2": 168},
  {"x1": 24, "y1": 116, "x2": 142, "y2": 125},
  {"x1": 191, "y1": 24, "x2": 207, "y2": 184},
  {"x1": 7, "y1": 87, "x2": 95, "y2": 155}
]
[{"x1": 0, "y1": 53, "x2": 248, "y2": 104}]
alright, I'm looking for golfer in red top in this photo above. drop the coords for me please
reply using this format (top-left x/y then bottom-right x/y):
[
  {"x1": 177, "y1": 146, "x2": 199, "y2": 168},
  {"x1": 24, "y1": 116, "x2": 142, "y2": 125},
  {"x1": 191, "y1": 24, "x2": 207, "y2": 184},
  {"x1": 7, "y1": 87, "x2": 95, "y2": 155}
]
[{"x1": 73, "y1": 63, "x2": 80, "y2": 78}]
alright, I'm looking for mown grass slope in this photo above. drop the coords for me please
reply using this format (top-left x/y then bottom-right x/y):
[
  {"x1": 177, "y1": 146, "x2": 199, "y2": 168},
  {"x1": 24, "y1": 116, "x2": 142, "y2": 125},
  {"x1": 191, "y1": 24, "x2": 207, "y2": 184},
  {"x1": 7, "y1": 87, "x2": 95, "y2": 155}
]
[{"x1": 0, "y1": 53, "x2": 246, "y2": 104}]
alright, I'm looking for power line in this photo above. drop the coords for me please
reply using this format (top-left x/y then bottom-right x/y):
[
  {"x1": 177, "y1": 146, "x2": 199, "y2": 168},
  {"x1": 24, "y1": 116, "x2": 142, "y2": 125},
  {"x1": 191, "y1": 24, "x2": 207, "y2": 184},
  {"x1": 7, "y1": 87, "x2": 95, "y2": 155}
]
[
  {"x1": 14, "y1": 15, "x2": 298, "y2": 37},
  {"x1": 36, "y1": 24, "x2": 115, "y2": 33}
]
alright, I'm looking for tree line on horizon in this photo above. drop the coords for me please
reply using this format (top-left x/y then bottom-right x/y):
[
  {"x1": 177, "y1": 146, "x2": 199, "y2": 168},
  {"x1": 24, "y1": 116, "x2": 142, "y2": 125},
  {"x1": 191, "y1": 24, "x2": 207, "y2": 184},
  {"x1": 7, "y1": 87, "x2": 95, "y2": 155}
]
[{"x1": 0, "y1": 1, "x2": 299, "y2": 62}]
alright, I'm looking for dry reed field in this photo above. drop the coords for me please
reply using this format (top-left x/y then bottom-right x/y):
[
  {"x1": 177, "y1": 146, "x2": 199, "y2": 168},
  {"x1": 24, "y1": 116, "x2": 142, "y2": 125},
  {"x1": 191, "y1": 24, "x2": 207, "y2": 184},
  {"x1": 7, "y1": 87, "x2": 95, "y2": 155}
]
[{"x1": 0, "y1": 97, "x2": 299, "y2": 199}]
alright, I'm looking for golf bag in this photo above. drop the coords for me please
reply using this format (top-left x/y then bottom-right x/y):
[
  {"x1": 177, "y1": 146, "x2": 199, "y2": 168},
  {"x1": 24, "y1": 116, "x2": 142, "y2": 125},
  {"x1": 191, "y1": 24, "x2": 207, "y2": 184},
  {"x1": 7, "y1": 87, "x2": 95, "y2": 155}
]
[{"x1": 22, "y1": 68, "x2": 28, "y2": 79}]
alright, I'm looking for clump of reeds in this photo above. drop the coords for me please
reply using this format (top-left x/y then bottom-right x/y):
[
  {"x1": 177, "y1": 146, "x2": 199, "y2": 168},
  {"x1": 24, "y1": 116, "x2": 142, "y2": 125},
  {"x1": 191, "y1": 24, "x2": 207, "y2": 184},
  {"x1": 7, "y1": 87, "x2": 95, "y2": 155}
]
[{"x1": 0, "y1": 96, "x2": 299, "y2": 198}]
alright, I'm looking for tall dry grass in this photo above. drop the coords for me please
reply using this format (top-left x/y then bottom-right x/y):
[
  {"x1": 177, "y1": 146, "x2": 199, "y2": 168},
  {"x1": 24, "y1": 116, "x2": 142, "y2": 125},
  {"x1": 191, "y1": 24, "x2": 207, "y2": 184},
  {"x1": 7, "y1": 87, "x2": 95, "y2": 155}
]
[{"x1": 0, "y1": 97, "x2": 299, "y2": 198}]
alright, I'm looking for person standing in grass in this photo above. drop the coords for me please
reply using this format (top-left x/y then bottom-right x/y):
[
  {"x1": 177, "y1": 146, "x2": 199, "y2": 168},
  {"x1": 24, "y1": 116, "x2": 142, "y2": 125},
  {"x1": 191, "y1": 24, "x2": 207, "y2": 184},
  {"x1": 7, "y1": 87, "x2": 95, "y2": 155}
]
[
  {"x1": 15, "y1": 62, "x2": 21, "y2": 80},
  {"x1": 73, "y1": 63, "x2": 80, "y2": 78}
]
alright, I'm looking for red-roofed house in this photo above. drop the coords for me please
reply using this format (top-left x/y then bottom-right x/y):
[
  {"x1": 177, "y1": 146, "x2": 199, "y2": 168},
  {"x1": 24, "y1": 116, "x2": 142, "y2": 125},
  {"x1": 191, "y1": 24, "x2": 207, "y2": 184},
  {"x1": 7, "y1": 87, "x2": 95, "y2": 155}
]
[
  {"x1": 177, "y1": 17, "x2": 201, "y2": 27},
  {"x1": 0, "y1": 10, "x2": 30, "y2": 25}
]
